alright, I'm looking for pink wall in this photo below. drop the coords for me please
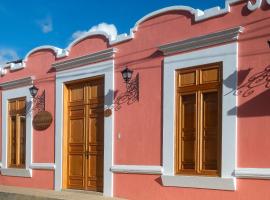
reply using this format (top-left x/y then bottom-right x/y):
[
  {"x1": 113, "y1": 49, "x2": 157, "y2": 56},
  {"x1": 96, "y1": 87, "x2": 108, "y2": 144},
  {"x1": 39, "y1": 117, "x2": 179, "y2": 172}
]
[
  {"x1": 114, "y1": 174, "x2": 270, "y2": 200},
  {"x1": 113, "y1": 1, "x2": 270, "y2": 200},
  {"x1": 0, "y1": 50, "x2": 56, "y2": 189},
  {"x1": 0, "y1": 0, "x2": 269, "y2": 199},
  {"x1": 0, "y1": 170, "x2": 54, "y2": 190}
]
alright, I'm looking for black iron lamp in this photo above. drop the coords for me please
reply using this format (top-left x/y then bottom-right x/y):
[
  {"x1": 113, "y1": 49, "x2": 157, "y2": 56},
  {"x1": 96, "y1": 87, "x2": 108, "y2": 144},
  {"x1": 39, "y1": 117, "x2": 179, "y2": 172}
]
[
  {"x1": 29, "y1": 85, "x2": 39, "y2": 98},
  {"x1": 121, "y1": 67, "x2": 133, "y2": 84},
  {"x1": 268, "y1": 40, "x2": 270, "y2": 48}
]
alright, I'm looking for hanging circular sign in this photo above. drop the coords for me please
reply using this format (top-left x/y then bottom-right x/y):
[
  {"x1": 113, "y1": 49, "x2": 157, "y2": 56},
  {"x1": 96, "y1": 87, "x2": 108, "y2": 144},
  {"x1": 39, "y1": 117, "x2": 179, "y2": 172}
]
[
  {"x1": 104, "y1": 108, "x2": 112, "y2": 117},
  {"x1": 33, "y1": 111, "x2": 53, "y2": 131}
]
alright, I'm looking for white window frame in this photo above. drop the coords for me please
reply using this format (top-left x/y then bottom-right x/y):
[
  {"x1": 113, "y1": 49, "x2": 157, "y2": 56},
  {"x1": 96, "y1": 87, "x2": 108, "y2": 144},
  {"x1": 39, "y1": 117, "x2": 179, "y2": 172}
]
[
  {"x1": 162, "y1": 43, "x2": 238, "y2": 190},
  {"x1": 1, "y1": 86, "x2": 33, "y2": 177}
]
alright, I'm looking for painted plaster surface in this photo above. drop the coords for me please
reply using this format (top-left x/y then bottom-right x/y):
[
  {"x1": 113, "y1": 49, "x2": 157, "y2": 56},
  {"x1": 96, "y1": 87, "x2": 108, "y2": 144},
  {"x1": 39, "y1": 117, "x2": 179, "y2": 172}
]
[
  {"x1": 114, "y1": 174, "x2": 270, "y2": 200},
  {"x1": 0, "y1": 0, "x2": 269, "y2": 199}
]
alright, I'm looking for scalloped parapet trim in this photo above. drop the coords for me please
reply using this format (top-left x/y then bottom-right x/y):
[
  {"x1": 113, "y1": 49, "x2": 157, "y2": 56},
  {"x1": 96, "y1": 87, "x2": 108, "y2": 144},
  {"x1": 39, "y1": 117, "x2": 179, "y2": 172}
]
[{"x1": 1, "y1": 0, "x2": 268, "y2": 76}]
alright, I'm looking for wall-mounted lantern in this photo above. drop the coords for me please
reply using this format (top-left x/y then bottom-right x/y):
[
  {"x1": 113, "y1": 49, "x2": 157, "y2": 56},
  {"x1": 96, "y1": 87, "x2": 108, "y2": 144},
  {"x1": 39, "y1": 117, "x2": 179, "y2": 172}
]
[
  {"x1": 29, "y1": 85, "x2": 39, "y2": 98},
  {"x1": 268, "y1": 40, "x2": 270, "y2": 48},
  {"x1": 29, "y1": 85, "x2": 46, "y2": 111},
  {"x1": 114, "y1": 66, "x2": 139, "y2": 110},
  {"x1": 121, "y1": 67, "x2": 133, "y2": 85}
]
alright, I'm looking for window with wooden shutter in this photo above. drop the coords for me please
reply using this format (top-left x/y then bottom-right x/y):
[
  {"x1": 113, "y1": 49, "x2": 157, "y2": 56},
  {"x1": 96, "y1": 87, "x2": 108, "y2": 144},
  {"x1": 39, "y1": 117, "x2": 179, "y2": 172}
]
[
  {"x1": 175, "y1": 63, "x2": 221, "y2": 176},
  {"x1": 8, "y1": 97, "x2": 26, "y2": 168}
]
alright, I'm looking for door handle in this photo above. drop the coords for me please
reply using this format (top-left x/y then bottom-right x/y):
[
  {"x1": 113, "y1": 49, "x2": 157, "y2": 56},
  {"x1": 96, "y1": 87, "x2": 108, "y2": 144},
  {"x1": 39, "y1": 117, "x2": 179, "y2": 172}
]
[{"x1": 85, "y1": 151, "x2": 89, "y2": 159}]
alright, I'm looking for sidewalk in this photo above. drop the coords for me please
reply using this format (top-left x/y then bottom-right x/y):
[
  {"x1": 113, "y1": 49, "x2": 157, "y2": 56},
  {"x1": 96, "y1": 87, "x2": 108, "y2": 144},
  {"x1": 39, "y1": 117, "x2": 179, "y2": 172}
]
[{"x1": 0, "y1": 185, "x2": 123, "y2": 200}]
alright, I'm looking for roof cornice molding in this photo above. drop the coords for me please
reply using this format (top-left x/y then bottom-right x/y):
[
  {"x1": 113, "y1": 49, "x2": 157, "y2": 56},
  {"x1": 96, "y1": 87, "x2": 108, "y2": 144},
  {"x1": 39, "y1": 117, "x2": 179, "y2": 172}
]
[
  {"x1": 159, "y1": 26, "x2": 244, "y2": 56},
  {"x1": 24, "y1": 45, "x2": 69, "y2": 62},
  {"x1": 52, "y1": 48, "x2": 117, "y2": 72},
  {"x1": 0, "y1": 76, "x2": 34, "y2": 90}
]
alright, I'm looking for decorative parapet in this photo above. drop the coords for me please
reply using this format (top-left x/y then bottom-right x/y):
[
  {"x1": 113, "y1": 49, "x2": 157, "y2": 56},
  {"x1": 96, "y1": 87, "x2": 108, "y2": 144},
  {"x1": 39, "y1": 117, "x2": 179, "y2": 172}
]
[
  {"x1": 1, "y1": 0, "x2": 267, "y2": 76},
  {"x1": 24, "y1": 45, "x2": 69, "y2": 62},
  {"x1": 247, "y1": 0, "x2": 270, "y2": 11},
  {"x1": 159, "y1": 26, "x2": 244, "y2": 56},
  {"x1": 52, "y1": 48, "x2": 117, "y2": 72}
]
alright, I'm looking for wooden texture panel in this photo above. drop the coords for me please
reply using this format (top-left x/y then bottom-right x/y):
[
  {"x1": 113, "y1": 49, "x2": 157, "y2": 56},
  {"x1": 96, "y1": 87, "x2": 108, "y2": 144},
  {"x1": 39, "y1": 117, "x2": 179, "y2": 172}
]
[
  {"x1": 180, "y1": 94, "x2": 196, "y2": 172},
  {"x1": 201, "y1": 67, "x2": 220, "y2": 84},
  {"x1": 175, "y1": 63, "x2": 221, "y2": 176},
  {"x1": 201, "y1": 92, "x2": 219, "y2": 173},
  {"x1": 8, "y1": 98, "x2": 26, "y2": 168},
  {"x1": 66, "y1": 76, "x2": 104, "y2": 192},
  {"x1": 179, "y1": 71, "x2": 196, "y2": 87}
]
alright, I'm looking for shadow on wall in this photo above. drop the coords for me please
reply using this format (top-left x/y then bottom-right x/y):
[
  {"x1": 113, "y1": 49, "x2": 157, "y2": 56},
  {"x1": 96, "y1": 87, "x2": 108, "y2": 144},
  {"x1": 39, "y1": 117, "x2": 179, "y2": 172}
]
[
  {"x1": 104, "y1": 73, "x2": 139, "y2": 111},
  {"x1": 227, "y1": 65, "x2": 270, "y2": 117},
  {"x1": 25, "y1": 91, "x2": 46, "y2": 116}
]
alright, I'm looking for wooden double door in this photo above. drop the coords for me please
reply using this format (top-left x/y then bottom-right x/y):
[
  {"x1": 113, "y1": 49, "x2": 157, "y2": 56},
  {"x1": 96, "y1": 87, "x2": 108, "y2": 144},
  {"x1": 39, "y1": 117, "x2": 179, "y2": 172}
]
[{"x1": 65, "y1": 76, "x2": 104, "y2": 192}]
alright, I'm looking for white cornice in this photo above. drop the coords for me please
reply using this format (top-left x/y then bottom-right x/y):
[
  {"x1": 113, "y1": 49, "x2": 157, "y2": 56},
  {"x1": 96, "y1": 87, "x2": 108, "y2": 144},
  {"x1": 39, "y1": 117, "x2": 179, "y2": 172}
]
[
  {"x1": 0, "y1": 62, "x2": 26, "y2": 76},
  {"x1": 111, "y1": 165, "x2": 163, "y2": 174},
  {"x1": 0, "y1": 76, "x2": 34, "y2": 90},
  {"x1": 24, "y1": 45, "x2": 69, "y2": 61},
  {"x1": 159, "y1": 26, "x2": 244, "y2": 56},
  {"x1": 52, "y1": 48, "x2": 117, "y2": 72},
  {"x1": 235, "y1": 168, "x2": 270, "y2": 179},
  {"x1": 67, "y1": 31, "x2": 112, "y2": 51},
  {"x1": 247, "y1": 0, "x2": 263, "y2": 11}
]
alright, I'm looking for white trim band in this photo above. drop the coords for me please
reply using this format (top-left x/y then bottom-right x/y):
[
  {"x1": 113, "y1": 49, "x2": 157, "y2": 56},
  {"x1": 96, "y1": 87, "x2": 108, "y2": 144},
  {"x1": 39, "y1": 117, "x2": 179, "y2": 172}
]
[
  {"x1": 53, "y1": 48, "x2": 117, "y2": 72},
  {"x1": 30, "y1": 163, "x2": 55, "y2": 170},
  {"x1": 235, "y1": 168, "x2": 270, "y2": 179},
  {"x1": 1, "y1": 168, "x2": 32, "y2": 177},
  {"x1": 111, "y1": 165, "x2": 163, "y2": 175},
  {"x1": 162, "y1": 175, "x2": 235, "y2": 191},
  {"x1": 0, "y1": 76, "x2": 34, "y2": 90},
  {"x1": 159, "y1": 27, "x2": 243, "y2": 55},
  {"x1": 247, "y1": 0, "x2": 262, "y2": 11}
]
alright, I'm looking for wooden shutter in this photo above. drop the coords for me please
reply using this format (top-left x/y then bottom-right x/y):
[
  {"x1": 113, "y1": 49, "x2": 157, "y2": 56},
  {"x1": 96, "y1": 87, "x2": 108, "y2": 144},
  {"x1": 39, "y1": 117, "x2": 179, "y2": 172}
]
[
  {"x1": 8, "y1": 98, "x2": 26, "y2": 168},
  {"x1": 176, "y1": 94, "x2": 196, "y2": 173},
  {"x1": 176, "y1": 63, "x2": 221, "y2": 176},
  {"x1": 201, "y1": 91, "x2": 219, "y2": 174}
]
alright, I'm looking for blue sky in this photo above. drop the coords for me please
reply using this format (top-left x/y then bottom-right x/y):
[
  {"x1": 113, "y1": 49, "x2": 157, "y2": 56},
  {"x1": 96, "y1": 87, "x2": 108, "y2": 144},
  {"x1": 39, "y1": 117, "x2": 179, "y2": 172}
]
[{"x1": 0, "y1": 0, "x2": 226, "y2": 63}]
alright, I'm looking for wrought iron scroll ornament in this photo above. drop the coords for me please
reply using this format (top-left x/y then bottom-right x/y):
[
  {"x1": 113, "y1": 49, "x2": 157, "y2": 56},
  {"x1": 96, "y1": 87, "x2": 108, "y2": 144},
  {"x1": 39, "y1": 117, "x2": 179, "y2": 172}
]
[
  {"x1": 235, "y1": 65, "x2": 270, "y2": 97},
  {"x1": 113, "y1": 73, "x2": 139, "y2": 111},
  {"x1": 26, "y1": 90, "x2": 46, "y2": 115},
  {"x1": 33, "y1": 90, "x2": 46, "y2": 112}
]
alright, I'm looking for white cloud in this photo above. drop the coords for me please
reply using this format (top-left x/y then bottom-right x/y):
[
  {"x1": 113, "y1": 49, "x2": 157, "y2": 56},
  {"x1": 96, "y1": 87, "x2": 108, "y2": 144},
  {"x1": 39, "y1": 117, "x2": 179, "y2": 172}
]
[
  {"x1": 71, "y1": 30, "x2": 88, "y2": 40},
  {"x1": 37, "y1": 15, "x2": 53, "y2": 33},
  {"x1": 71, "y1": 22, "x2": 118, "y2": 41},
  {"x1": 0, "y1": 48, "x2": 19, "y2": 65}
]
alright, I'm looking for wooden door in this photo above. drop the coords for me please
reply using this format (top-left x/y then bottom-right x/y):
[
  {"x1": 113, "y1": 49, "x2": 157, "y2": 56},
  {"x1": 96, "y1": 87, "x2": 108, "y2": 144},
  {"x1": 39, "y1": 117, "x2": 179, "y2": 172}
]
[{"x1": 66, "y1": 77, "x2": 104, "y2": 192}]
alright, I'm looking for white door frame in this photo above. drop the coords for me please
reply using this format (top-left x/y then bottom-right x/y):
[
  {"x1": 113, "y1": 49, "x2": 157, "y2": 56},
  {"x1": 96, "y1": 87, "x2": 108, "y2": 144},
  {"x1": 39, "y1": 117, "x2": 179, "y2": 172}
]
[{"x1": 54, "y1": 60, "x2": 114, "y2": 197}]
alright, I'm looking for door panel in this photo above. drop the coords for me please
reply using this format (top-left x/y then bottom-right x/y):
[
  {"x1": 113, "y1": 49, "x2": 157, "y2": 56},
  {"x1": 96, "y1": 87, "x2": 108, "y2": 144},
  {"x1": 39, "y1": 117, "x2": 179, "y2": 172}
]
[
  {"x1": 66, "y1": 77, "x2": 104, "y2": 192},
  {"x1": 179, "y1": 94, "x2": 196, "y2": 172}
]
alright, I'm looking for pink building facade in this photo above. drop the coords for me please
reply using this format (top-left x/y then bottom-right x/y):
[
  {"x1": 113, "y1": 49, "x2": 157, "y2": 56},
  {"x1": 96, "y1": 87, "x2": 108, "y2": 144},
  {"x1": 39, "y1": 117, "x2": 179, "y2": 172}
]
[{"x1": 0, "y1": 0, "x2": 270, "y2": 199}]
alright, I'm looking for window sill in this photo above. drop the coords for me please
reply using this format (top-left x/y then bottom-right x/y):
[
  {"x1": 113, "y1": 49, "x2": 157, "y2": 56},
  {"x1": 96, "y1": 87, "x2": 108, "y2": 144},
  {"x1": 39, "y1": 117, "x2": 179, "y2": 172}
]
[
  {"x1": 161, "y1": 175, "x2": 235, "y2": 191},
  {"x1": 1, "y1": 168, "x2": 32, "y2": 177}
]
